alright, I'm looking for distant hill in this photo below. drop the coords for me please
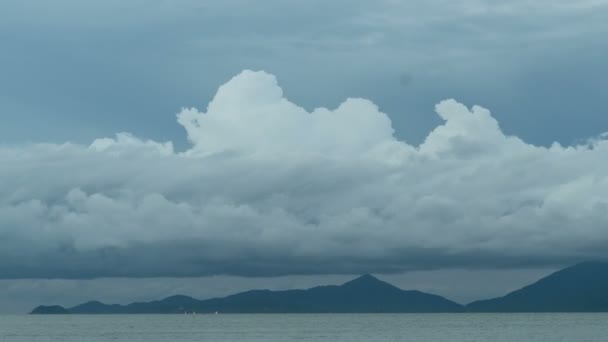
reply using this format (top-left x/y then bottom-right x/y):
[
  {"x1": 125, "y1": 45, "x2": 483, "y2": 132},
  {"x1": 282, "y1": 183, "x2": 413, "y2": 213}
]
[
  {"x1": 467, "y1": 262, "x2": 608, "y2": 312},
  {"x1": 31, "y1": 275, "x2": 464, "y2": 314},
  {"x1": 31, "y1": 305, "x2": 70, "y2": 315},
  {"x1": 34, "y1": 263, "x2": 608, "y2": 314}
]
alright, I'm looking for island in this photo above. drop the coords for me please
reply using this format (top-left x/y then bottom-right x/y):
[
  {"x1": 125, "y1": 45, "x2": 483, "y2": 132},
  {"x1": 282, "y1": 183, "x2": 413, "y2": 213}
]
[
  {"x1": 32, "y1": 262, "x2": 608, "y2": 314},
  {"x1": 32, "y1": 274, "x2": 463, "y2": 314}
]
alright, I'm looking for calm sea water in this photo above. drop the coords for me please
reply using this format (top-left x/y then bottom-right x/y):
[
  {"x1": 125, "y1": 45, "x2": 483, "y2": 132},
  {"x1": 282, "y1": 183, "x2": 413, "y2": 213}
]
[{"x1": 1, "y1": 314, "x2": 607, "y2": 341}]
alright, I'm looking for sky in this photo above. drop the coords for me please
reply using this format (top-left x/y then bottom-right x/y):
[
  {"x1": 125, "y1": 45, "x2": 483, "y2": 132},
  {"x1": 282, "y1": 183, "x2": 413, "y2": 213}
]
[{"x1": 1, "y1": 0, "x2": 608, "y2": 313}]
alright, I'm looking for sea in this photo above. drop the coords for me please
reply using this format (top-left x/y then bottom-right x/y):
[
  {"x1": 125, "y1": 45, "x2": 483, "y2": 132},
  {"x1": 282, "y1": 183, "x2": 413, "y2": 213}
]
[{"x1": 1, "y1": 313, "x2": 607, "y2": 341}]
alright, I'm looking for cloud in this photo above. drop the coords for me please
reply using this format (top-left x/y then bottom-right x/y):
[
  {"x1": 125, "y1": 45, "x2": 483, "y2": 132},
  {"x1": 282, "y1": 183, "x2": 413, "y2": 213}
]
[
  {"x1": 2, "y1": 0, "x2": 608, "y2": 151},
  {"x1": 177, "y1": 71, "x2": 396, "y2": 157},
  {"x1": 1, "y1": 70, "x2": 608, "y2": 279}
]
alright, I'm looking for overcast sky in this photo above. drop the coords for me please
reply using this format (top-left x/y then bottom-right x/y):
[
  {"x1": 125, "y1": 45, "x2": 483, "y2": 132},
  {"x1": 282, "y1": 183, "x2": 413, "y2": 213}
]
[{"x1": 1, "y1": 0, "x2": 608, "y2": 313}]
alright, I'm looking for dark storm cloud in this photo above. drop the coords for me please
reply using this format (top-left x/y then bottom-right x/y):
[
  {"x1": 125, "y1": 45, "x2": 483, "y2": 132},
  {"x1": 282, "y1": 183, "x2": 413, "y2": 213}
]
[{"x1": 0, "y1": 243, "x2": 584, "y2": 280}]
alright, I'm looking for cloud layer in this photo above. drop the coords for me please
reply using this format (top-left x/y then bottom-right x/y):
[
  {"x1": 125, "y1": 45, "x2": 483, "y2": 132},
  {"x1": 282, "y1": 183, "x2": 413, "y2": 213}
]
[{"x1": 1, "y1": 70, "x2": 608, "y2": 279}]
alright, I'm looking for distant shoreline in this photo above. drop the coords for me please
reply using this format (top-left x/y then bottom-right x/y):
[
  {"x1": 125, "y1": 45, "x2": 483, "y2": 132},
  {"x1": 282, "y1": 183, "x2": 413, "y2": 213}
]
[{"x1": 31, "y1": 262, "x2": 608, "y2": 314}]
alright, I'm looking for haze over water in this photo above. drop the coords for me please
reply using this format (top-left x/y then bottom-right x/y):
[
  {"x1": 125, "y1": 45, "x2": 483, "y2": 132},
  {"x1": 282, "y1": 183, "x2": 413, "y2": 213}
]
[{"x1": 2, "y1": 314, "x2": 608, "y2": 342}]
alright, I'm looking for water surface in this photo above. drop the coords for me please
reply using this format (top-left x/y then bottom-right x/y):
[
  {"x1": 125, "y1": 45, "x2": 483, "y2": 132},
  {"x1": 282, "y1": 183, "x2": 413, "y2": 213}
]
[{"x1": 1, "y1": 313, "x2": 607, "y2": 341}]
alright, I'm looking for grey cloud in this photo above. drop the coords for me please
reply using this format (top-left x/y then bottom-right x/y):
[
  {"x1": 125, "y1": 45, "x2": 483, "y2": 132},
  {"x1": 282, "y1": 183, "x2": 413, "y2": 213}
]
[{"x1": 1, "y1": 71, "x2": 608, "y2": 279}]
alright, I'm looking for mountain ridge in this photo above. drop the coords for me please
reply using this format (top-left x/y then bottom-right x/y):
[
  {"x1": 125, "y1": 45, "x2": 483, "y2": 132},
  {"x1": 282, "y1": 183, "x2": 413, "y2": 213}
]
[
  {"x1": 32, "y1": 263, "x2": 608, "y2": 314},
  {"x1": 466, "y1": 261, "x2": 608, "y2": 312},
  {"x1": 32, "y1": 274, "x2": 463, "y2": 314}
]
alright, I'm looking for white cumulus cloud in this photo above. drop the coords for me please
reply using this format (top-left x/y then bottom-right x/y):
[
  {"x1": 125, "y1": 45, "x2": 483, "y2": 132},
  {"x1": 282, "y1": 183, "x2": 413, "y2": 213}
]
[{"x1": 176, "y1": 70, "x2": 397, "y2": 158}]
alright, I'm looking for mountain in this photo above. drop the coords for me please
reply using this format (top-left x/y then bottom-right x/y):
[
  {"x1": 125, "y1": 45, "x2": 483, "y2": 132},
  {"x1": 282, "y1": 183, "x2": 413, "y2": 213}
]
[
  {"x1": 31, "y1": 305, "x2": 70, "y2": 314},
  {"x1": 467, "y1": 262, "x2": 608, "y2": 312},
  {"x1": 31, "y1": 275, "x2": 464, "y2": 314},
  {"x1": 33, "y1": 263, "x2": 608, "y2": 314}
]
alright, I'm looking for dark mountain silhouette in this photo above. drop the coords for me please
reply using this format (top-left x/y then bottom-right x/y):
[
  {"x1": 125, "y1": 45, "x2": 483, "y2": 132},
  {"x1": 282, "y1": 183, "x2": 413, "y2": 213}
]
[
  {"x1": 33, "y1": 263, "x2": 608, "y2": 314},
  {"x1": 31, "y1": 275, "x2": 464, "y2": 314},
  {"x1": 467, "y1": 262, "x2": 608, "y2": 312},
  {"x1": 30, "y1": 305, "x2": 70, "y2": 314}
]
